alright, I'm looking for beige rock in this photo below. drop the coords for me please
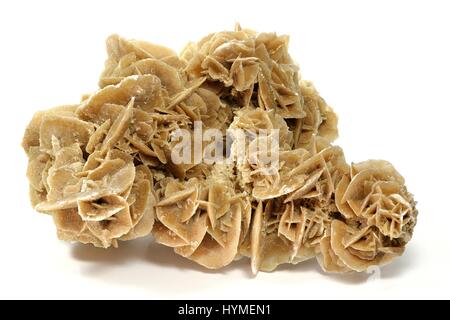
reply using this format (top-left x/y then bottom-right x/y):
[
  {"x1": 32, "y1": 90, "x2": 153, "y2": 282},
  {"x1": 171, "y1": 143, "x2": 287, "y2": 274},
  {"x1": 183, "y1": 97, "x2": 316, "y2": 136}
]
[{"x1": 22, "y1": 26, "x2": 417, "y2": 274}]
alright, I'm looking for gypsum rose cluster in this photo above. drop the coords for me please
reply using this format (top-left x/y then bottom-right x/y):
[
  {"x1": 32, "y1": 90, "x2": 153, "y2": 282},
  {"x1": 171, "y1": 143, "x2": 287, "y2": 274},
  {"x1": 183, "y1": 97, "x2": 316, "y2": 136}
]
[{"x1": 22, "y1": 24, "x2": 418, "y2": 274}]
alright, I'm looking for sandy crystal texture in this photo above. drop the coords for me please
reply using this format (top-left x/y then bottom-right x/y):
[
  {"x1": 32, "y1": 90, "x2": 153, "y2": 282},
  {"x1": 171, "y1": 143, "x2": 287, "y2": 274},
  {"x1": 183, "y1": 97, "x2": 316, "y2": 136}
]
[{"x1": 22, "y1": 25, "x2": 418, "y2": 274}]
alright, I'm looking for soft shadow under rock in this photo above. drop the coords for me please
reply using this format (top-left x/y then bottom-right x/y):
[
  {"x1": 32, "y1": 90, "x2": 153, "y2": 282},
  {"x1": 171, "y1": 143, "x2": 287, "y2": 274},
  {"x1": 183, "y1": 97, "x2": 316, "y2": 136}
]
[
  {"x1": 71, "y1": 238, "x2": 252, "y2": 275},
  {"x1": 70, "y1": 239, "x2": 418, "y2": 289},
  {"x1": 70, "y1": 238, "x2": 252, "y2": 293}
]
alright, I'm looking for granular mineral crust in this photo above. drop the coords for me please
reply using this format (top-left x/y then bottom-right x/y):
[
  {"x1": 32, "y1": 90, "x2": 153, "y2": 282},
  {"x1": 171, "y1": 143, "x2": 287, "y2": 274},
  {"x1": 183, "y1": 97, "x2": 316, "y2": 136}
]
[{"x1": 22, "y1": 25, "x2": 418, "y2": 274}]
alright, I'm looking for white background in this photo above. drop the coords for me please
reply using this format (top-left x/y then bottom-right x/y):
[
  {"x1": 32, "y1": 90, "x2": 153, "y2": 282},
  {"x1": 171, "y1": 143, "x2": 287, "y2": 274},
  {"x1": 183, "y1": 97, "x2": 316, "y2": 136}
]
[{"x1": 1, "y1": 0, "x2": 449, "y2": 299}]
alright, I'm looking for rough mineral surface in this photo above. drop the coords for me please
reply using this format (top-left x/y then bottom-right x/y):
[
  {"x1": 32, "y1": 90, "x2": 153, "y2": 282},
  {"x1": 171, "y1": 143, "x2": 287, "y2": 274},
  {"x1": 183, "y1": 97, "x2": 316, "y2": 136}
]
[{"x1": 22, "y1": 25, "x2": 418, "y2": 274}]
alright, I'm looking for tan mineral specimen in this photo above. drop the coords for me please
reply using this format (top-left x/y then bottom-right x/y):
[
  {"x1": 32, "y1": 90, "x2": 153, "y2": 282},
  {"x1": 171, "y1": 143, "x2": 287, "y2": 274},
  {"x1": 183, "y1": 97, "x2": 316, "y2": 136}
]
[{"x1": 22, "y1": 24, "x2": 417, "y2": 274}]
